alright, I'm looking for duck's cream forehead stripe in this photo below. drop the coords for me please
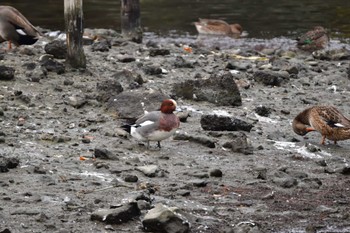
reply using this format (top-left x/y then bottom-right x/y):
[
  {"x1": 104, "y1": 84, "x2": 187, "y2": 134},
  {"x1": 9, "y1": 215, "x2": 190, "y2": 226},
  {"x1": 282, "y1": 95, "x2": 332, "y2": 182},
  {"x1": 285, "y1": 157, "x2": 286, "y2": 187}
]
[{"x1": 170, "y1": 99, "x2": 177, "y2": 106}]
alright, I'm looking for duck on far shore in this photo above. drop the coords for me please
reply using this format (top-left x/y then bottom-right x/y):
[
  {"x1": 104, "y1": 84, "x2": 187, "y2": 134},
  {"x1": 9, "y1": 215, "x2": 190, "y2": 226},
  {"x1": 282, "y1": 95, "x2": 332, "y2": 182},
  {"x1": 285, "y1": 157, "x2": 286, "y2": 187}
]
[
  {"x1": 292, "y1": 106, "x2": 350, "y2": 145},
  {"x1": 296, "y1": 26, "x2": 329, "y2": 51},
  {"x1": 194, "y1": 18, "x2": 243, "y2": 38}
]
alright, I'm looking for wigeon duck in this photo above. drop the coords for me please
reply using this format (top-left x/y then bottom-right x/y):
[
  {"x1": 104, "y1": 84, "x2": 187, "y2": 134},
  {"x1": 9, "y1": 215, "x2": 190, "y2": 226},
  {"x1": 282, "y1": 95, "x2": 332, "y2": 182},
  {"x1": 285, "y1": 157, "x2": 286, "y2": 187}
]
[
  {"x1": 122, "y1": 99, "x2": 180, "y2": 148},
  {"x1": 194, "y1": 18, "x2": 242, "y2": 38},
  {"x1": 296, "y1": 26, "x2": 329, "y2": 51},
  {"x1": 292, "y1": 106, "x2": 350, "y2": 145},
  {"x1": 0, "y1": 5, "x2": 43, "y2": 49}
]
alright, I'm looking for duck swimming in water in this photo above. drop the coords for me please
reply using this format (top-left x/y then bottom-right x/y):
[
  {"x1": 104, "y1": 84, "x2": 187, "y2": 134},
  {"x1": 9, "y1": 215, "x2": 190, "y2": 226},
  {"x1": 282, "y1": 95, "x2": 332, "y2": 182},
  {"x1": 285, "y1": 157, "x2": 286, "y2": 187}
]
[{"x1": 194, "y1": 18, "x2": 242, "y2": 38}]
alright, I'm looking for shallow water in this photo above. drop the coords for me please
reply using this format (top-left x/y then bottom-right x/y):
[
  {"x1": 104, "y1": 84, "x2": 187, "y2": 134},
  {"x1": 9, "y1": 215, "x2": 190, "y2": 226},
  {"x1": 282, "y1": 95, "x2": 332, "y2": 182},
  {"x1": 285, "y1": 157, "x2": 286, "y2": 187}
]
[{"x1": 2, "y1": 0, "x2": 350, "y2": 39}]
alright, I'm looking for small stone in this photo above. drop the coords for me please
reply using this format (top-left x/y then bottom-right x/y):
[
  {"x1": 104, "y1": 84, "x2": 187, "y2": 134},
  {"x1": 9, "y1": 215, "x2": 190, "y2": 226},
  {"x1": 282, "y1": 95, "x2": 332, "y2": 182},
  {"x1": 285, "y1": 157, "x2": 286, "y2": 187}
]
[
  {"x1": 191, "y1": 179, "x2": 208, "y2": 187},
  {"x1": 44, "y1": 40, "x2": 67, "y2": 59},
  {"x1": 253, "y1": 70, "x2": 289, "y2": 86},
  {"x1": 41, "y1": 59, "x2": 65, "y2": 74},
  {"x1": 94, "y1": 147, "x2": 119, "y2": 160},
  {"x1": 209, "y1": 169, "x2": 223, "y2": 177},
  {"x1": 124, "y1": 174, "x2": 138, "y2": 183},
  {"x1": 91, "y1": 202, "x2": 141, "y2": 224},
  {"x1": 91, "y1": 40, "x2": 111, "y2": 52},
  {"x1": 254, "y1": 105, "x2": 271, "y2": 117},
  {"x1": 0, "y1": 66, "x2": 15, "y2": 80},
  {"x1": 136, "y1": 165, "x2": 159, "y2": 177},
  {"x1": 200, "y1": 114, "x2": 253, "y2": 132},
  {"x1": 116, "y1": 54, "x2": 135, "y2": 63},
  {"x1": 149, "y1": 49, "x2": 170, "y2": 57},
  {"x1": 142, "y1": 203, "x2": 189, "y2": 233}
]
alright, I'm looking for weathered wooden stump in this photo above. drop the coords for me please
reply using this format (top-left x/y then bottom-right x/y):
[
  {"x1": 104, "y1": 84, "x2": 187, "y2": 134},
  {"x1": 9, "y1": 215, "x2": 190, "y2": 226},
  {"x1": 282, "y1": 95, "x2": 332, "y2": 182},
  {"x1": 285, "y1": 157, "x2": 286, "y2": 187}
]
[
  {"x1": 64, "y1": 0, "x2": 86, "y2": 69},
  {"x1": 121, "y1": 0, "x2": 142, "y2": 43}
]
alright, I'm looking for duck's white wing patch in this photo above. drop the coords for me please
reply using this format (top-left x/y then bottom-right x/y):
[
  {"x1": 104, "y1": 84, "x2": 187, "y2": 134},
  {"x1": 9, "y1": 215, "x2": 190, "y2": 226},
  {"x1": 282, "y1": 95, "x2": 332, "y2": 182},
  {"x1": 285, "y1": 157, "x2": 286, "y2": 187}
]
[
  {"x1": 16, "y1": 29, "x2": 26, "y2": 35},
  {"x1": 334, "y1": 123, "x2": 345, "y2": 128},
  {"x1": 130, "y1": 120, "x2": 155, "y2": 141}
]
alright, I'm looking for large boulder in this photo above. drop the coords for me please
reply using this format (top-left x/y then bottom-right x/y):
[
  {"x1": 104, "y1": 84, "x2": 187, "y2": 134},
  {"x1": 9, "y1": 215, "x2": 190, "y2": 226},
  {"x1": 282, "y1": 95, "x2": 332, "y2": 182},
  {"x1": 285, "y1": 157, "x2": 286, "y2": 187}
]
[
  {"x1": 173, "y1": 71, "x2": 242, "y2": 106},
  {"x1": 142, "y1": 204, "x2": 190, "y2": 233},
  {"x1": 107, "y1": 90, "x2": 170, "y2": 120}
]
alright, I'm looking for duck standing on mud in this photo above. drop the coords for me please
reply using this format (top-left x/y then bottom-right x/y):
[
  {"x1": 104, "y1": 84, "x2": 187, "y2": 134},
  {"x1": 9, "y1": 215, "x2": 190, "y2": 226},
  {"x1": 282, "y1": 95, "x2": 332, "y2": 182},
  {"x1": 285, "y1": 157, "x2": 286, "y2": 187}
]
[
  {"x1": 122, "y1": 99, "x2": 180, "y2": 149},
  {"x1": 292, "y1": 106, "x2": 350, "y2": 145},
  {"x1": 296, "y1": 26, "x2": 329, "y2": 51},
  {"x1": 0, "y1": 5, "x2": 42, "y2": 49}
]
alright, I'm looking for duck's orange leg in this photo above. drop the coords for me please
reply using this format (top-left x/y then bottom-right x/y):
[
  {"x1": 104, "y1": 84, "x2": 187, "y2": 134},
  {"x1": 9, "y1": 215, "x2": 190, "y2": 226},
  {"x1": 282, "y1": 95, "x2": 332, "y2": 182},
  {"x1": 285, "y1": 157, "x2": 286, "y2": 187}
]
[
  {"x1": 8, "y1": 41, "x2": 12, "y2": 50},
  {"x1": 320, "y1": 135, "x2": 326, "y2": 145}
]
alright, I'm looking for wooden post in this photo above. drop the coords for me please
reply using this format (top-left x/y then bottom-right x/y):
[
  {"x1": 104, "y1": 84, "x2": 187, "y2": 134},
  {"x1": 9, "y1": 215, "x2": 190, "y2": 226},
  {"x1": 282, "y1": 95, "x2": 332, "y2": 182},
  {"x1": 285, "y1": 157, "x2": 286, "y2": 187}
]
[
  {"x1": 121, "y1": 0, "x2": 142, "y2": 43},
  {"x1": 64, "y1": 0, "x2": 86, "y2": 69}
]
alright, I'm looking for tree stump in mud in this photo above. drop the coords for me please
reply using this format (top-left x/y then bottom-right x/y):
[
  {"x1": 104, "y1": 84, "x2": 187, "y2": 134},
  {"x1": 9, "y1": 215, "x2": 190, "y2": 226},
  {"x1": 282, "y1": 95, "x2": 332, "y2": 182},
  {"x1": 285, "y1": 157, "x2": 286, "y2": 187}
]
[
  {"x1": 121, "y1": 0, "x2": 142, "y2": 43},
  {"x1": 64, "y1": 0, "x2": 86, "y2": 69}
]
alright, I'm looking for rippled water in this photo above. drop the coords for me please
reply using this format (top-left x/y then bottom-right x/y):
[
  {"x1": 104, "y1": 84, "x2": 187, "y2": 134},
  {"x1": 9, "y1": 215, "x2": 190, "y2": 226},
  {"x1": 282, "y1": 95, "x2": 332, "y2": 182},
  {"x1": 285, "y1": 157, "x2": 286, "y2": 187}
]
[{"x1": 2, "y1": 0, "x2": 350, "y2": 39}]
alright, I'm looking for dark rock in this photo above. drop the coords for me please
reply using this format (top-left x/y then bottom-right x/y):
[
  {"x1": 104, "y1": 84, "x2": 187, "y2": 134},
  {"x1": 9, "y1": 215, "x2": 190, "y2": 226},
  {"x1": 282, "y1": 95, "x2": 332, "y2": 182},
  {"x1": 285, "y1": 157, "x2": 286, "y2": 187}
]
[
  {"x1": 41, "y1": 59, "x2": 65, "y2": 74},
  {"x1": 0, "y1": 66, "x2": 15, "y2": 80},
  {"x1": 91, "y1": 40, "x2": 111, "y2": 52},
  {"x1": 209, "y1": 169, "x2": 223, "y2": 177},
  {"x1": 200, "y1": 114, "x2": 253, "y2": 132},
  {"x1": 124, "y1": 174, "x2": 138, "y2": 183},
  {"x1": 272, "y1": 171, "x2": 298, "y2": 188},
  {"x1": 340, "y1": 165, "x2": 350, "y2": 175},
  {"x1": 0, "y1": 228, "x2": 11, "y2": 233},
  {"x1": 142, "y1": 203, "x2": 190, "y2": 233},
  {"x1": 44, "y1": 40, "x2": 67, "y2": 59},
  {"x1": 176, "y1": 111, "x2": 190, "y2": 123},
  {"x1": 107, "y1": 91, "x2": 169, "y2": 120},
  {"x1": 174, "y1": 56, "x2": 194, "y2": 68},
  {"x1": 149, "y1": 48, "x2": 170, "y2": 56},
  {"x1": 64, "y1": 95, "x2": 86, "y2": 108},
  {"x1": 285, "y1": 65, "x2": 299, "y2": 75},
  {"x1": 5, "y1": 158, "x2": 19, "y2": 169},
  {"x1": 226, "y1": 61, "x2": 251, "y2": 71},
  {"x1": 0, "y1": 157, "x2": 19, "y2": 172},
  {"x1": 173, "y1": 72, "x2": 242, "y2": 106},
  {"x1": 143, "y1": 65, "x2": 162, "y2": 75},
  {"x1": 23, "y1": 62, "x2": 37, "y2": 71},
  {"x1": 96, "y1": 79, "x2": 123, "y2": 102},
  {"x1": 109, "y1": 69, "x2": 144, "y2": 90},
  {"x1": 116, "y1": 54, "x2": 136, "y2": 63},
  {"x1": 222, "y1": 132, "x2": 253, "y2": 154},
  {"x1": 63, "y1": 79, "x2": 74, "y2": 86},
  {"x1": 313, "y1": 48, "x2": 350, "y2": 60},
  {"x1": 94, "y1": 147, "x2": 119, "y2": 160},
  {"x1": 254, "y1": 106, "x2": 271, "y2": 117},
  {"x1": 91, "y1": 202, "x2": 141, "y2": 224},
  {"x1": 253, "y1": 70, "x2": 289, "y2": 86},
  {"x1": 173, "y1": 133, "x2": 216, "y2": 148},
  {"x1": 34, "y1": 165, "x2": 47, "y2": 174},
  {"x1": 192, "y1": 179, "x2": 208, "y2": 187}
]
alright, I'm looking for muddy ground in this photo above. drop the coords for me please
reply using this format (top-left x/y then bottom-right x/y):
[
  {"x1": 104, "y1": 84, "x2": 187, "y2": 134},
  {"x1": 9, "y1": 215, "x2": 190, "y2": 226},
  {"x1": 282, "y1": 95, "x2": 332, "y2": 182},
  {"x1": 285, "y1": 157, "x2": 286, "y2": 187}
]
[{"x1": 0, "y1": 30, "x2": 350, "y2": 233}]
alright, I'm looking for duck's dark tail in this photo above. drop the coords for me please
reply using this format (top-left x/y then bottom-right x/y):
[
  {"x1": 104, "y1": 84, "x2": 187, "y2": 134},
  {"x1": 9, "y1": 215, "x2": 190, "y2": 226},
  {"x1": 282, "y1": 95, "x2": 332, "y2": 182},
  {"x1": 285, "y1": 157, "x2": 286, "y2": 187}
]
[
  {"x1": 121, "y1": 124, "x2": 132, "y2": 134},
  {"x1": 18, "y1": 34, "x2": 38, "y2": 45}
]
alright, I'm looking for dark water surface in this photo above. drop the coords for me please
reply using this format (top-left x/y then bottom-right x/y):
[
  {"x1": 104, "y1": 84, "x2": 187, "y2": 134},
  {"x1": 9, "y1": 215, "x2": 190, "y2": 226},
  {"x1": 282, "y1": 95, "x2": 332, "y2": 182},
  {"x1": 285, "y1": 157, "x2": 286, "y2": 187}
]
[{"x1": 2, "y1": 0, "x2": 350, "y2": 39}]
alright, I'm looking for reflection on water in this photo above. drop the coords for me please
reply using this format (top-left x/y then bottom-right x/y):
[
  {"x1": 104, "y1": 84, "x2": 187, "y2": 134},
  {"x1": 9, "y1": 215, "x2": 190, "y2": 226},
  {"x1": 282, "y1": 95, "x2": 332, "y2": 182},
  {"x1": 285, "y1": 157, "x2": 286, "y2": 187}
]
[{"x1": 1, "y1": 0, "x2": 350, "y2": 39}]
